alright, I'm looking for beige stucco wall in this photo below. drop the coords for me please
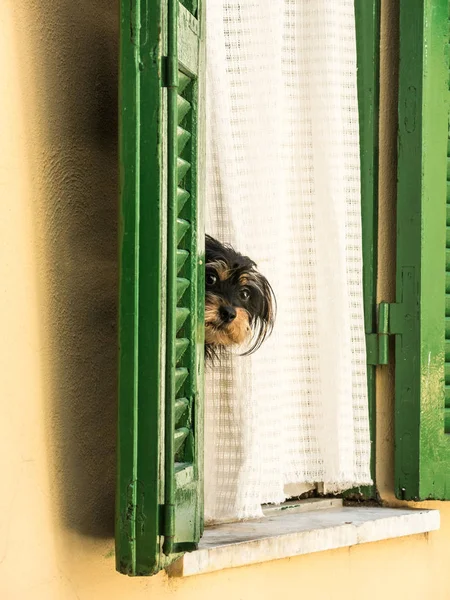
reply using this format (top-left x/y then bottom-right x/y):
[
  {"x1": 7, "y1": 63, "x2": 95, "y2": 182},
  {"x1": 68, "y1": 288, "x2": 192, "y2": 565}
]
[{"x1": 1, "y1": 0, "x2": 450, "y2": 599}]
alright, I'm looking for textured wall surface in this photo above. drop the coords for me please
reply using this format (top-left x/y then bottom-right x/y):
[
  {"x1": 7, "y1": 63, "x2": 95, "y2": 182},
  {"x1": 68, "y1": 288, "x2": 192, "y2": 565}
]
[{"x1": 0, "y1": 1, "x2": 449, "y2": 599}]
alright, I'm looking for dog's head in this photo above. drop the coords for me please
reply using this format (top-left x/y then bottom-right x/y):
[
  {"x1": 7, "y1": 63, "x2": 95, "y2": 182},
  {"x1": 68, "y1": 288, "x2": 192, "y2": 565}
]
[{"x1": 204, "y1": 235, "x2": 275, "y2": 358}]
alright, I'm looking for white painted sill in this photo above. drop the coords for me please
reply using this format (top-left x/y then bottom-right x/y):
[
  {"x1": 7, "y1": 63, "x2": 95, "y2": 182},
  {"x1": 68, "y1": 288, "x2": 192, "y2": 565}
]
[{"x1": 167, "y1": 499, "x2": 440, "y2": 577}]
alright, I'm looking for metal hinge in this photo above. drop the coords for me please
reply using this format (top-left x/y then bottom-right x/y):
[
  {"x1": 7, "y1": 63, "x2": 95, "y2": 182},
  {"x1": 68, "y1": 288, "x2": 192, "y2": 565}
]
[
  {"x1": 158, "y1": 503, "x2": 175, "y2": 540},
  {"x1": 161, "y1": 56, "x2": 179, "y2": 88},
  {"x1": 366, "y1": 301, "x2": 406, "y2": 366}
]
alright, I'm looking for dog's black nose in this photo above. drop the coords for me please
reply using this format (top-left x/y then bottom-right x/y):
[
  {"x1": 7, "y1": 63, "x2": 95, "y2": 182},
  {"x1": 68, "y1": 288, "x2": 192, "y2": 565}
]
[{"x1": 220, "y1": 306, "x2": 236, "y2": 323}]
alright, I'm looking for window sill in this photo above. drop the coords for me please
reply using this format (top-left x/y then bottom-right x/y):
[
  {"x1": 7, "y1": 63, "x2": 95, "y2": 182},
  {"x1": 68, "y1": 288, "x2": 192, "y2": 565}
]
[{"x1": 167, "y1": 499, "x2": 440, "y2": 577}]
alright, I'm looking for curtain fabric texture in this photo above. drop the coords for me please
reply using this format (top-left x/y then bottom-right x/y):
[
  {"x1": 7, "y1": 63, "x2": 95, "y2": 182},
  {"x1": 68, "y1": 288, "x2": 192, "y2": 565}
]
[{"x1": 204, "y1": 0, "x2": 372, "y2": 523}]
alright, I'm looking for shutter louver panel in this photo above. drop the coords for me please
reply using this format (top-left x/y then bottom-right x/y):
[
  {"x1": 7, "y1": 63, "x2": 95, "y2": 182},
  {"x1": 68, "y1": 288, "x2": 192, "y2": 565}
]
[
  {"x1": 116, "y1": 0, "x2": 204, "y2": 576},
  {"x1": 395, "y1": 0, "x2": 450, "y2": 500},
  {"x1": 163, "y1": 0, "x2": 204, "y2": 554},
  {"x1": 173, "y1": 75, "x2": 194, "y2": 465}
]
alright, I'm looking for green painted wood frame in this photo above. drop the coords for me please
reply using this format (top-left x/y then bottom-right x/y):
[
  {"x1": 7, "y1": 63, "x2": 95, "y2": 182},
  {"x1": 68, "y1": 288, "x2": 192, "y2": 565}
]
[
  {"x1": 116, "y1": 0, "x2": 205, "y2": 575},
  {"x1": 115, "y1": 0, "x2": 381, "y2": 577},
  {"x1": 395, "y1": 0, "x2": 450, "y2": 499},
  {"x1": 353, "y1": 0, "x2": 380, "y2": 498}
]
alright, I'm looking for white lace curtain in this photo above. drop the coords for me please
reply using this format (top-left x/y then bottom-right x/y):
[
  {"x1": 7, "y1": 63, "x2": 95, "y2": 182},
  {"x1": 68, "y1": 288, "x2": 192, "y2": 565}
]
[{"x1": 204, "y1": 0, "x2": 372, "y2": 524}]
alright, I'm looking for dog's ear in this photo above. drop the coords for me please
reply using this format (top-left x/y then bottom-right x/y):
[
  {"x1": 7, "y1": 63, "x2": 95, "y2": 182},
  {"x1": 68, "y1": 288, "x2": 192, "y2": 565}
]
[
  {"x1": 205, "y1": 235, "x2": 257, "y2": 270},
  {"x1": 243, "y1": 272, "x2": 276, "y2": 355},
  {"x1": 205, "y1": 235, "x2": 230, "y2": 263}
]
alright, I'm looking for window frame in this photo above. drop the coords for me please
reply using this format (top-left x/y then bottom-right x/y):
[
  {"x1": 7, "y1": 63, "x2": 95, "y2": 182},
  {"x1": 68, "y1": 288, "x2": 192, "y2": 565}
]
[
  {"x1": 115, "y1": 0, "x2": 382, "y2": 578},
  {"x1": 354, "y1": 0, "x2": 381, "y2": 499}
]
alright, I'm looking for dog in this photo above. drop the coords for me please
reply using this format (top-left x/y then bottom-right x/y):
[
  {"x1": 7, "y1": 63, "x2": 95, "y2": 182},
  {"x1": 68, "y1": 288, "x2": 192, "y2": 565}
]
[{"x1": 204, "y1": 234, "x2": 275, "y2": 360}]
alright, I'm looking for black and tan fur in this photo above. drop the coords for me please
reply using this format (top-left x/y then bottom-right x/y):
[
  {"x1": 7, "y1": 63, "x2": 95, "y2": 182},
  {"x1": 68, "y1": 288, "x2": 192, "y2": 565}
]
[{"x1": 205, "y1": 235, "x2": 275, "y2": 360}]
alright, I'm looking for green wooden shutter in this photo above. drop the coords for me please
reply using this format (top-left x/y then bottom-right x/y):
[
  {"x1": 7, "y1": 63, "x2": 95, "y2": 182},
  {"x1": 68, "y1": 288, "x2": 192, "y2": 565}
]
[
  {"x1": 395, "y1": 0, "x2": 450, "y2": 500},
  {"x1": 116, "y1": 0, "x2": 205, "y2": 575},
  {"x1": 354, "y1": 0, "x2": 380, "y2": 497}
]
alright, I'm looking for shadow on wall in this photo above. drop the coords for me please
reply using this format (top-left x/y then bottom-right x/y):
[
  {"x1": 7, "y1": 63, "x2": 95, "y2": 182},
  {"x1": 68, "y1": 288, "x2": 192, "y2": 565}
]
[{"x1": 13, "y1": 0, "x2": 119, "y2": 538}]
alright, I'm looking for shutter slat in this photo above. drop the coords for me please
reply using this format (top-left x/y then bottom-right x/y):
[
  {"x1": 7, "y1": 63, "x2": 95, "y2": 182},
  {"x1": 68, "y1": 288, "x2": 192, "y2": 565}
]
[
  {"x1": 179, "y1": 1, "x2": 198, "y2": 18},
  {"x1": 178, "y1": 126, "x2": 191, "y2": 154},
  {"x1": 174, "y1": 428, "x2": 190, "y2": 454},
  {"x1": 445, "y1": 340, "x2": 450, "y2": 361},
  {"x1": 174, "y1": 398, "x2": 189, "y2": 426},
  {"x1": 177, "y1": 187, "x2": 190, "y2": 213},
  {"x1": 178, "y1": 71, "x2": 191, "y2": 93},
  {"x1": 176, "y1": 307, "x2": 190, "y2": 332},
  {"x1": 175, "y1": 337, "x2": 189, "y2": 362},
  {"x1": 177, "y1": 218, "x2": 190, "y2": 243},
  {"x1": 445, "y1": 363, "x2": 450, "y2": 385},
  {"x1": 445, "y1": 317, "x2": 450, "y2": 338},
  {"x1": 177, "y1": 95, "x2": 191, "y2": 123},
  {"x1": 445, "y1": 410, "x2": 450, "y2": 434},
  {"x1": 177, "y1": 157, "x2": 191, "y2": 182},
  {"x1": 175, "y1": 367, "x2": 189, "y2": 394},
  {"x1": 176, "y1": 277, "x2": 190, "y2": 301},
  {"x1": 176, "y1": 249, "x2": 189, "y2": 273}
]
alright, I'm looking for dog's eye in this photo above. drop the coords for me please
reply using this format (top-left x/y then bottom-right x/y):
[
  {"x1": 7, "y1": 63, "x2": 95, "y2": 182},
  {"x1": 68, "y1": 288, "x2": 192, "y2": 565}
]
[
  {"x1": 239, "y1": 288, "x2": 250, "y2": 301},
  {"x1": 206, "y1": 273, "x2": 217, "y2": 286}
]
